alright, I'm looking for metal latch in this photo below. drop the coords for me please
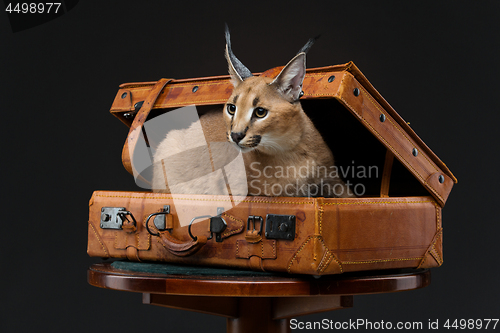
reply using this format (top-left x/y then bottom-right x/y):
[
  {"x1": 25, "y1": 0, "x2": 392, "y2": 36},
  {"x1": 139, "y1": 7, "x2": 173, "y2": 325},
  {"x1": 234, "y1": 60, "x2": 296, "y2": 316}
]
[
  {"x1": 265, "y1": 214, "x2": 296, "y2": 240},
  {"x1": 100, "y1": 207, "x2": 136, "y2": 230},
  {"x1": 153, "y1": 205, "x2": 171, "y2": 230},
  {"x1": 210, "y1": 207, "x2": 227, "y2": 242},
  {"x1": 145, "y1": 205, "x2": 171, "y2": 236},
  {"x1": 210, "y1": 216, "x2": 227, "y2": 242},
  {"x1": 188, "y1": 209, "x2": 227, "y2": 243}
]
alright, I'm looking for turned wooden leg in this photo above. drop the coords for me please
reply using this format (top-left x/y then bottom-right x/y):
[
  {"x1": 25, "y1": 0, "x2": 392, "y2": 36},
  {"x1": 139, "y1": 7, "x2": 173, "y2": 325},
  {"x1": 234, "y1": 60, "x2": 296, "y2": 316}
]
[
  {"x1": 227, "y1": 298, "x2": 290, "y2": 333},
  {"x1": 144, "y1": 293, "x2": 353, "y2": 333}
]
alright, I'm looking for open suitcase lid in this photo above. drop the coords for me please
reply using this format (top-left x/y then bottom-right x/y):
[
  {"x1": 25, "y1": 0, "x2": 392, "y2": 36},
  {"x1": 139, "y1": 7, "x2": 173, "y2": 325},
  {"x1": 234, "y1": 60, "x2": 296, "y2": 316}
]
[{"x1": 109, "y1": 62, "x2": 457, "y2": 207}]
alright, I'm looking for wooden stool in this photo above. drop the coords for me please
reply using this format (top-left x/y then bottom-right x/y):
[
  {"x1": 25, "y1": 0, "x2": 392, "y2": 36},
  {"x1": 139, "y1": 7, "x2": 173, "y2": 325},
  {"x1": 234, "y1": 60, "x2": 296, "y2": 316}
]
[{"x1": 88, "y1": 262, "x2": 430, "y2": 333}]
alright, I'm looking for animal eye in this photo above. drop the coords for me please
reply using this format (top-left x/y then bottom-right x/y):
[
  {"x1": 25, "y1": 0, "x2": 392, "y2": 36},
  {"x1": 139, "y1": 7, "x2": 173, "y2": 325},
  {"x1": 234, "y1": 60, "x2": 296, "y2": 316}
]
[
  {"x1": 254, "y1": 107, "x2": 268, "y2": 118},
  {"x1": 227, "y1": 104, "x2": 236, "y2": 115}
]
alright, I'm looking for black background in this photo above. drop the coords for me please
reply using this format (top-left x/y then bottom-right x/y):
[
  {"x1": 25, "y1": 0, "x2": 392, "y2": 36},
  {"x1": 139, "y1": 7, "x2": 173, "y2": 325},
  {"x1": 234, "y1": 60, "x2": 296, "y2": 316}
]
[{"x1": 2, "y1": 1, "x2": 499, "y2": 332}]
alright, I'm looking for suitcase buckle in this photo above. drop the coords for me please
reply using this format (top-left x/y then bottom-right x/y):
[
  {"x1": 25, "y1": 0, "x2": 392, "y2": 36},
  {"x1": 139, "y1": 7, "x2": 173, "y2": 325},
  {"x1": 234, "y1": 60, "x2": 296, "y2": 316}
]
[
  {"x1": 245, "y1": 216, "x2": 264, "y2": 243},
  {"x1": 247, "y1": 216, "x2": 264, "y2": 235}
]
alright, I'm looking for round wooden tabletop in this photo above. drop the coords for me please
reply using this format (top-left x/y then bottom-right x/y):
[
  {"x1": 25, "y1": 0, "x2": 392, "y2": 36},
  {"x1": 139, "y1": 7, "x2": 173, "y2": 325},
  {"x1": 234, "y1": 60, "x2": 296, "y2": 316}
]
[{"x1": 88, "y1": 262, "x2": 431, "y2": 297}]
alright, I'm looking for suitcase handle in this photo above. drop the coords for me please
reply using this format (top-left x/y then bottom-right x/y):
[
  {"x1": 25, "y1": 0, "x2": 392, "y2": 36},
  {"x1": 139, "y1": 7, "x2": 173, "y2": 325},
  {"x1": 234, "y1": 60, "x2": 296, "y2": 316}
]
[
  {"x1": 122, "y1": 78, "x2": 173, "y2": 177},
  {"x1": 158, "y1": 232, "x2": 207, "y2": 257},
  {"x1": 146, "y1": 212, "x2": 207, "y2": 257}
]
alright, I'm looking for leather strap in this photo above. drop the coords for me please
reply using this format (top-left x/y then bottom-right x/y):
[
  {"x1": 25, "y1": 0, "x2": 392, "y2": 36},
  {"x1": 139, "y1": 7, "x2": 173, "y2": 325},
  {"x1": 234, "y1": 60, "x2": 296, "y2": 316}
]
[
  {"x1": 122, "y1": 78, "x2": 172, "y2": 176},
  {"x1": 380, "y1": 149, "x2": 394, "y2": 198},
  {"x1": 417, "y1": 228, "x2": 443, "y2": 269},
  {"x1": 126, "y1": 246, "x2": 141, "y2": 261},
  {"x1": 158, "y1": 232, "x2": 207, "y2": 257}
]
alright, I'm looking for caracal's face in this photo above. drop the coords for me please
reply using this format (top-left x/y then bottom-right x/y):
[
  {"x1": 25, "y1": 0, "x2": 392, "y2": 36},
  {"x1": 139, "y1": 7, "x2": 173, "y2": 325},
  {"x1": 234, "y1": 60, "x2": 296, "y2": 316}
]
[{"x1": 224, "y1": 76, "x2": 303, "y2": 154}]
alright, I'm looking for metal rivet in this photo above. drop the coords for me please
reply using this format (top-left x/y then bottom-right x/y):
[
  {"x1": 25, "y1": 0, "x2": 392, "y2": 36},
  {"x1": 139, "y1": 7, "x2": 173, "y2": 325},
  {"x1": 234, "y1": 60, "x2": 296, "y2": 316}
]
[
  {"x1": 192, "y1": 86, "x2": 199, "y2": 93},
  {"x1": 439, "y1": 175, "x2": 445, "y2": 184},
  {"x1": 121, "y1": 92, "x2": 127, "y2": 99},
  {"x1": 353, "y1": 88, "x2": 360, "y2": 96},
  {"x1": 279, "y1": 223, "x2": 288, "y2": 232},
  {"x1": 299, "y1": 91, "x2": 304, "y2": 98},
  {"x1": 412, "y1": 148, "x2": 418, "y2": 156},
  {"x1": 123, "y1": 113, "x2": 134, "y2": 119},
  {"x1": 328, "y1": 75, "x2": 335, "y2": 83},
  {"x1": 380, "y1": 114, "x2": 386, "y2": 122},
  {"x1": 134, "y1": 101, "x2": 144, "y2": 111}
]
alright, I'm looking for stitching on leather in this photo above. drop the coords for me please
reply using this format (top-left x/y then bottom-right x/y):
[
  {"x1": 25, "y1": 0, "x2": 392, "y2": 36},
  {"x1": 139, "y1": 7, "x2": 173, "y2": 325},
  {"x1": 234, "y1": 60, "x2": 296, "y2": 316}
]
[
  {"x1": 430, "y1": 245, "x2": 442, "y2": 265},
  {"x1": 329, "y1": 254, "x2": 343, "y2": 273},
  {"x1": 159, "y1": 90, "x2": 335, "y2": 107},
  {"x1": 318, "y1": 203, "x2": 324, "y2": 235},
  {"x1": 340, "y1": 96, "x2": 444, "y2": 203},
  {"x1": 427, "y1": 229, "x2": 443, "y2": 266},
  {"x1": 236, "y1": 240, "x2": 275, "y2": 259},
  {"x1": 358, "y1": 85, "x2": 440, "y2": 173},
  {"x1": 418, "y1": 252, "x2": 428, "y2": 269},
  {"x1": 120, "y1": 73, "x2": 333, "y2": 91},
  {"x1": 160, "y1": 99, "x2": 228, "y2": 107},
  {"x1": 319, "y1": 248, "x2": 343, "y2": 273},
  {"x1": 320, "y1": 253, "x2": 339, "y2": 274},
  {"x1": 318, "y1": 253, "x2": 333, "y2": 273},
  {"x1": 317, "y1": 251, "x2": 333, "y2": 273},
  {"x1": 142, "y1": 91, "x2": 339, "y2": 109},
  {"x1": 287, "y1": 236, "x2": 343, "y2": 273},
  {"x1": 324, "y1": 200, "x2": 434, "y2": 206},
  {"x1": 433, "y1": 244, "x2": 443, "y2": 265},
  {"x1": 89, "y1": 222, "x2": 109, "y2": 257},
  {"x1": 221, "y1": 213, "x2": 245, "y2": 238},
  {"x1": 288, "y1": 236, "x2": 316, "y2": 273},
  {"x1": 342, "y1": 257, "x2": 422, "y2": 265},
  {"x1": 435, "y1": 203, "x2": 441, "y2": 229},
  {"x1": 94, "y1": 193, "x2": 314, "y2": 205},
  {"x1": 156, "y1": 237, "x2": 168, "y2": 251},
  {"x1": 418, "y1": 227, "x2": 443, "y2": 269},
  {"x1": 338, "y1": 72, "x2": 443, "y2": 202},
  {"x1": 167, "y1": 80, "x2": 229, "y2": 88},
  {"x1": 115, "y1": 74, "x2": 339, "y2": 110},
  {"x1": 137, "y1": 232, "x2": 151, "y2": 251},
  {"x1": 120, "y1": 84, "x2": 155, "y2": 89}
]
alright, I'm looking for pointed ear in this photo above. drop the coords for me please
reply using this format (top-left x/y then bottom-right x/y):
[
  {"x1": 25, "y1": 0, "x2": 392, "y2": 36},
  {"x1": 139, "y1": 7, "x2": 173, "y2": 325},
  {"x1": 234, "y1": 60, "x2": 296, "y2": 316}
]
[
  {"x1": 225, "y1": 24, "x2": 253, "y2": 87},
  {"x1": 225, "y1": 44, "x2": 243, "y2": 86},
  {"x1": 271, "y1": 52, "x2": 306, "y2": 102}
]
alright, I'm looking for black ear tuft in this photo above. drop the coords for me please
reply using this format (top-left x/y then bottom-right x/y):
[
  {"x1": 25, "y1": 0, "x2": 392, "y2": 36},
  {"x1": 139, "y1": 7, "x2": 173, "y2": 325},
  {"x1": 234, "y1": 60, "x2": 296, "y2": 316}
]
[
  {"x1": 225, "y1": 24, "x2": 253, "y2": 81},
  {"x1": 296, "y1": 34, "x2": 321, "y2": 55}
]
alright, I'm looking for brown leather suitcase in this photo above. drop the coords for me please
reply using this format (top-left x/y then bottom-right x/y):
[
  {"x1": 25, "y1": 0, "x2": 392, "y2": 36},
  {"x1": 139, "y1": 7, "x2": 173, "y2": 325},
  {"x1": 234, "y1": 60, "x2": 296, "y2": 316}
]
[{"x1": 87, "y1": 62, "x2": 456, "y2": 275}]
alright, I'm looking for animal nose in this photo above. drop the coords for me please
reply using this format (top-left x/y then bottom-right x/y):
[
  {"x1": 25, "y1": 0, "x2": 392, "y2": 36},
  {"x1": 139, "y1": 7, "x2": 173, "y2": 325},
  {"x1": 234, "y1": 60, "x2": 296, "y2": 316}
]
[{"x1": 231, "y1": 132, "x2": 246, "y2": 144}]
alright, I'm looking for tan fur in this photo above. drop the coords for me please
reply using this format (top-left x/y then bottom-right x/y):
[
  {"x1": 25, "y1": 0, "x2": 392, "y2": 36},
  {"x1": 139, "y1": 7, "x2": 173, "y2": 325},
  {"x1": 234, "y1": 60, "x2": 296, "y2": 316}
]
[
  {"x1": 152, "y1": 36, "x2": 354, "y2": 198},
  {"x1": 222, "y1": 76, "x2": 354, "y2": 198},
  {"x1": 151, "y1": 77, "x2": 354, "y2": 197}
]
